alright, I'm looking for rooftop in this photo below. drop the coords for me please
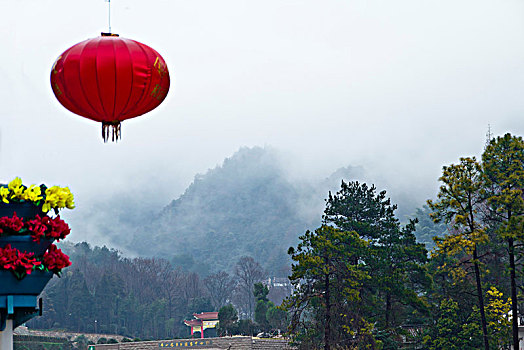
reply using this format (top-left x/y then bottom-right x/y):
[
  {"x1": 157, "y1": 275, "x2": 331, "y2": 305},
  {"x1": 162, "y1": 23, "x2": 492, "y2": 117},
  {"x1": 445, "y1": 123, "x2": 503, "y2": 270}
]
[{"x1": 193, "y1": 312, "x2": 219, "y2": 320}]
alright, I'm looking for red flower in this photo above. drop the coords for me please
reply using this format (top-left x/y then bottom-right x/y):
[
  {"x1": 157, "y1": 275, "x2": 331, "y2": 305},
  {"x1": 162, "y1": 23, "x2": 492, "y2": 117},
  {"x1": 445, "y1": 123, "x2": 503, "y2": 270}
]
[
  {"x1": 43, "y1": 244, "x2": 71, "y2": 272},
  {"x1": 42, "y1": 215, "x2": 70, "y2": 241},
  {"x1": 0, "y1": 244, "x2": 18, "y2": 267},
  {"x1": 26, "y1": 216, "x2": 47, "y2": 243},
  {"x1": 0, "y1": 244, "x2": 41, "y2": 277},
  {"x1": 0, "y1": 213, "x2": 24, "y2": 234},
  {"x1": 25, "y1": 215, "x2": 71, "y2": 243},
  {"x1": 0, "y1": 214, "x2": 72, "y2": 242}
]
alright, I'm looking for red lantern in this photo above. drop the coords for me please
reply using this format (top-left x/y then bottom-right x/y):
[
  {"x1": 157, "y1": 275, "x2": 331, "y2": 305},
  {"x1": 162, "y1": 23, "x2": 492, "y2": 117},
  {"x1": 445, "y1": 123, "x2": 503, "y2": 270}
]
[{"x1": 51, "y1": 33, "x2": 170, "y2": 142}]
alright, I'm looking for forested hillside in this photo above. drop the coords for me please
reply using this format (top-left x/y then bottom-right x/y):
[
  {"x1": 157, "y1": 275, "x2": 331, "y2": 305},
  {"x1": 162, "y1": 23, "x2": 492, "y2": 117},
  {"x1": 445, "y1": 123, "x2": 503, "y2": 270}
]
[
  {"x1": 28, "y1": 134, "x2": 518, "y2": 348},
  {"x1": 28, "y1": 242, "x2": 276, "y2": 340},
  {"x1": 128, "y1": 147, "x2": 317, "y2": 276},
  {"x1": 64, "y1": 145, "x2": 440, "y2": 279},
  {"x1": 29, "y1": 242, "x2": 204, "y2": 339},
  {"x1": 120, "y1": 146, "x2": 438, "y2": 276}
]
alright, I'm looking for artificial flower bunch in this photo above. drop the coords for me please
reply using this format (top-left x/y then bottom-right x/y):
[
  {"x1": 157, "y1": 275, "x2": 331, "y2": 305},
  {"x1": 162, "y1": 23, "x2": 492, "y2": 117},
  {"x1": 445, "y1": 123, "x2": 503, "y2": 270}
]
[
  {"x1": 0, "y1": 177, "x2": 74, "y2": 280},
  {"x1": 0, "y1": 244, "x2": 41, "y2": 279},
  {"x1": 0, "y1": 177, "x2": 75, "y2": 213},
  {"x1": 0, "y1": 213, "x2": 71, "y2": 242},
  {"x1": 26, "y1": 215, "x2": 71, "y2": 243},
  {"x1": 43, "y1": 244, "x2": 71, "y2": 273},
  {"x1": 0, "y1": 214, "x2": 23, "y2": 233},
  {"x1": 0, "y1": 243, "x2": 71, "y2": 279},
  {"x1": 42, "y1": 186, "x2": 75, "y2": 213}
]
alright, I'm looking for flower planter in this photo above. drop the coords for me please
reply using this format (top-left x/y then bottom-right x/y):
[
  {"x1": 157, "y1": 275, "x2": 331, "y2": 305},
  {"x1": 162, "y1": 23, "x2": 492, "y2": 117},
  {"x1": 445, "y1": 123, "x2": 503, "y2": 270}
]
[
  {"x1": 0, "y1": 178, "x2": 74, "y2": 331},
  {"x1": 0, "y1": 202, "x2": 43, "y2": 220},
  {"x1": 0, "y1": 270, "x2": 53, "y2": 295},
  {"x1": 0, "y1": 236, "x2": 53, "y2": 256}
]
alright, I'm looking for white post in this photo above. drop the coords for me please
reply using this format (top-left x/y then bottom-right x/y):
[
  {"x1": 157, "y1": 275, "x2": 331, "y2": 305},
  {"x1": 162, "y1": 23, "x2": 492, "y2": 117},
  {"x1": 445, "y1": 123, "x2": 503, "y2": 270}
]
[{"x1": 0, "y1": 319, "x2": 13, "y2": 350}]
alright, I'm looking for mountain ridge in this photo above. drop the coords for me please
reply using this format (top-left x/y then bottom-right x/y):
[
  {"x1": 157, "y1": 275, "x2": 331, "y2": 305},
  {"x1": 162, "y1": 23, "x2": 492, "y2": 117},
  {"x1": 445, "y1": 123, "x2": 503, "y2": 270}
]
[
  {"x1": 96, "y1": 146, "x2": 430, "y2": 276},
  {"x1": 128, "y1": 147, "x2": 317, "y2": 276}
]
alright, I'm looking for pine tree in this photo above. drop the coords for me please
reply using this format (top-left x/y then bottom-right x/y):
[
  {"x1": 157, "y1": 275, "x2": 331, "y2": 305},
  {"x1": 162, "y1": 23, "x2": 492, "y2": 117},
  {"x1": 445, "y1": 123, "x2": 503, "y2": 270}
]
[
  {"x1": 68, "y1": 271, "x2": 95, "y2": 332},
  {"x1": 482, "y1": 133, "x2": 524, "y2": 348},
  {"x1": 428, "y1": 157, "x2": 490, "y2": 350},
  {"x1": 324, "y1": 181, "x2": 430, "y2": 346},
  {"x1": 284, "y1": 225, "x2": 373, "y2": 350},
  {"x1": 218, "y1": 304, "x2": 238, "y2": 336},
  {"x1": 253, "y1": 282, "x2": 272, "y2": 331}
]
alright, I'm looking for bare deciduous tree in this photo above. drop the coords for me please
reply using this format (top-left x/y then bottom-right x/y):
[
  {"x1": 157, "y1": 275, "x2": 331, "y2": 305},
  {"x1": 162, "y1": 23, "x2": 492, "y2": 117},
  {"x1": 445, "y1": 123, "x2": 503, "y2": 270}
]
[
  {"x1": 183, "y1": 272, "x2": 204, "y2": 301},
  {"x1": 234, "y1": 256, "x2": 266, "y2": 319},
  {"x1": 204, "y1": 271, "x2": 236, "y2": 310}
]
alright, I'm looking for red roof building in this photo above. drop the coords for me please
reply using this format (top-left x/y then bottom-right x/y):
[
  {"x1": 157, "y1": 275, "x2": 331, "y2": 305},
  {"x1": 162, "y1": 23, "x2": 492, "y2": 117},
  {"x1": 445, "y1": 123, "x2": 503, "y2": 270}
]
[{"x1": 184, "y1": 312, "x2": 219, "y2": 339}]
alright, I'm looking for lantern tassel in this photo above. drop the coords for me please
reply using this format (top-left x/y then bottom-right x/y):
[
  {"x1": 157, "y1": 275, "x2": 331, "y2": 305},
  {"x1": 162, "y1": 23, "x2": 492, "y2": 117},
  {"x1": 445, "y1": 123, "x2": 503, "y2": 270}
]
[{"x1": 102, "y1": 122, "x2": 121, "y2": 142}]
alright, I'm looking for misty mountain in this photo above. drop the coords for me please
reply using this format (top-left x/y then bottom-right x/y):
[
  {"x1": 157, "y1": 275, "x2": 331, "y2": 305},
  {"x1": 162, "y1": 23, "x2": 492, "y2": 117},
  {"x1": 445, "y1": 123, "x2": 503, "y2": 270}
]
[
  {"x1": 127, "y1": 147, "x2": 321, "y2": 276},
  {"x1": 83, "y1": 146, "x2": 430, "y2": 276}
]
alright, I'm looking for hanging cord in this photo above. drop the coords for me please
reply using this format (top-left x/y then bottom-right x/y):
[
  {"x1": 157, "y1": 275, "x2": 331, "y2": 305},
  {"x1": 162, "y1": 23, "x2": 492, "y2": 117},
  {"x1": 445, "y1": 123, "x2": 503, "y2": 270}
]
[
  {"x1": 108, "y1": 0, "x2": 111, "y2": 33},
  {"x1": 104, "y1": 0, "x2": 112, "y2": 33},
  {"x1": 102, "y1": 0, "x2": 118, "y2": 38}
]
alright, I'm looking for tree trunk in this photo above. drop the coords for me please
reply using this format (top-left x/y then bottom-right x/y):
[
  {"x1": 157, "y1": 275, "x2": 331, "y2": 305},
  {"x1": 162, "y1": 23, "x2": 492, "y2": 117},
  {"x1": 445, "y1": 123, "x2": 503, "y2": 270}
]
[
  {"x1": 473, "y1": 247, "x2": 489, "y2": 350},
  {"x1": 509, "y1": 238, "x2": 519, "y2": 349},
  {"x1": 385, "y1": 293, "x2": 391, "y2": 329},
  {"x1": 325, "y1": 272, "x2": 331, "y2": 350}
]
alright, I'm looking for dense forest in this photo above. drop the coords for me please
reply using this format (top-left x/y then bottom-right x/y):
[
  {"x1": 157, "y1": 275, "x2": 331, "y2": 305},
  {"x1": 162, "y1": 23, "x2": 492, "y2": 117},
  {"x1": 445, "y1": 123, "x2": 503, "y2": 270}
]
[
  {"x1": 26, "y1": 148, "x2": 440, "y2": 343},
  {"x1": 283, "y1": 133, "x2": 522, "y2": 349},
  {"x1": 27, "y1": 134, "x2": 524, "y2": 350},
  {"x1": 27, "y1": 243, "x2": 272, "y2": 340},
  {"x1": 81, "y1": 146, "x2": 422, "y2": 277}
]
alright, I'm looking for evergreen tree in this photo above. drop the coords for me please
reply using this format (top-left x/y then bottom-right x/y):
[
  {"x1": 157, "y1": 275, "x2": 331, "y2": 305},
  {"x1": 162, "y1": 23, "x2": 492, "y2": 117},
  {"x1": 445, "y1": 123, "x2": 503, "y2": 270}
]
[
  {"x1": 482, "y1": 133, "x2": 524, "y2": 348},
  {"x1": 324, "y1": 180, "x2": 430, "y2": 345},
  {"x1": 94, "y1": 271, "x2": 125, "y2": 333},
  {"x1": 218, "y1": 304, "x2": 238, "y2": 336},
  {"x1": 428, "y1": 157, "x2": 490, "y2": 350},
  {"x1": 253, "y1": 282, "x2": 272, "y2": 331},
  {"x1": 284, "y1": 225, "x2": 373, "y2": 350},
  {"x1": 266, "y1": 305, "x2": 287, "y2": 333},
  {"x1": 68, "y1": 271, "x2": 95, "y2": 332},
  {"x1": 413, "y1": 205, "x2": 448, "y2": 251},
  {"x1": 424, "y1": 298, "x2": 479, "y2": 350},
  {"x1": 323, "y1": 181, "x2": 395, "y2": 241}
]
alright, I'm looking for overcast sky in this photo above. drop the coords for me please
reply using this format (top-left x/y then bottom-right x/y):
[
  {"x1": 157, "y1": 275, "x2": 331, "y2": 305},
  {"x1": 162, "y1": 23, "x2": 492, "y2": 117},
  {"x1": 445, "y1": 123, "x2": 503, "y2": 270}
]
[{"x1": 1, "y1": 0, "x2": 524, "y2": 243}]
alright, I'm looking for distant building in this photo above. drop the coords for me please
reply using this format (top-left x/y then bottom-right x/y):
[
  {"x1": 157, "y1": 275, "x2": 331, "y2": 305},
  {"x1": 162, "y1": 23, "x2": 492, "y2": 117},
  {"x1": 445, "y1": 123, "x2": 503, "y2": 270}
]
[
  {"x1": 184, "y1": 312, "x2": 219, "y2": 339},
  {"x1": 517, "y1": 315, "x2": 524, "y2": 350},
  {"x1": 264, "y1": 277, "x2": 293, "y2": 306}
]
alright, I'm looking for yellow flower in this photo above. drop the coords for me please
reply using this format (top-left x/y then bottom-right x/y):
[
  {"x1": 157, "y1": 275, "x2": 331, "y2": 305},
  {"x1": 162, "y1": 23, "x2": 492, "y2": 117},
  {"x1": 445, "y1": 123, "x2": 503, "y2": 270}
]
[
  {"x1": 2, "y1": 178, "x2": 75, "y2": 212},
  {"x1": 8, "y1": 177, "x2": 25, "y2": 200},
  {"x1": 42, "y1": 202, "x2": 51, "y2": 213},
  {"x1": 43, "y1": 187, "x2": 59, "y2": 212},
  {"x1": 22, "y1": 185, "x2": 42, "y2": 202},
  {"x1": 63, "y1": 187, "x2": 75, "y2": 209},
  {"x1": 10, "y1": 186, "x2": 24, "y2": 200},
  {"x1": 8, "y1": 177, "x2": 22, "y2": 191},
  {"x1": 0, "y1": 187, "x2": 9, "y2": 204},
  {"x1": 43, "y1": 186, "x2": 75, "y2": 212}
]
